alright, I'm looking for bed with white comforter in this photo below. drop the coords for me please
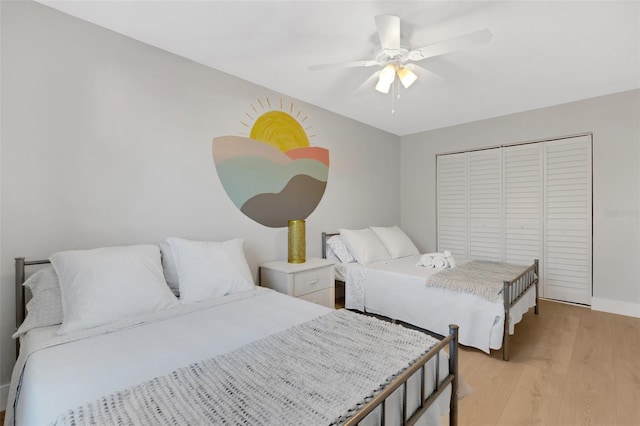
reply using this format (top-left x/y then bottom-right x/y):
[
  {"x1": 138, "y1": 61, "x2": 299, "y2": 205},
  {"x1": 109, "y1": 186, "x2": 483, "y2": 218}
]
[
  {"x1": 342, "y1": 256, "x2": 535, "y2": 353},
  {"x1": 324, "y1": 227, "x2": 539, "y2": 358},
  {"x1": 7, "y1": 238, "x2": 457, "y2": 426}
]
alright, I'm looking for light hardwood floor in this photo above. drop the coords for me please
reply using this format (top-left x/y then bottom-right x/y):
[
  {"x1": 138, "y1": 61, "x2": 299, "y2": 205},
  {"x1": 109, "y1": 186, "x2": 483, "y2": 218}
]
[{"x1": 456, "y1": 299, "x2": 640, "y2": 426}]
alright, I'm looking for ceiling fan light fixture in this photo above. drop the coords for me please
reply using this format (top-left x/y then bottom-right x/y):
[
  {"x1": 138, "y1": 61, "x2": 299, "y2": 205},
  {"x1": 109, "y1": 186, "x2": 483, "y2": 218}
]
[
  {"x1": 397, "y1": 66, "x2": 418, "y2": 88},
  {"x1": 375, "y1": 79, "x2": 392, "y2": 94},
  {"x1": 375, "y1": 63, "x2": 396, "y2": 93}
]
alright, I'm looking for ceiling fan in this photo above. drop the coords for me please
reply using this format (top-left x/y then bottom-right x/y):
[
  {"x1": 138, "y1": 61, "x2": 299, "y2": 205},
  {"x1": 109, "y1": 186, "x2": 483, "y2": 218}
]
[{"x1": 308, "y1": 15, "x2": 492, "y2": 94}]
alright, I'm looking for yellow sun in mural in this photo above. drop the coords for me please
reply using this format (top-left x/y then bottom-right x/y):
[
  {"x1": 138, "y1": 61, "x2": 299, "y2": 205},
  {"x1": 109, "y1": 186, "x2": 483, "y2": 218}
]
[
  {"x1": 250, "y1": 111, "x2": 309, "y2": 152},
  {"x1": 241, "y1": 97, "x2": 314, "y2": 152}
]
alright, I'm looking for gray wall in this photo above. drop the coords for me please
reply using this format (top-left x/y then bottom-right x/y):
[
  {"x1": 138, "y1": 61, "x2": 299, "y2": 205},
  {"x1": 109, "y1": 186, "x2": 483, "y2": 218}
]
[
  {"x1": 0, "y1": 1, "x2": 401, "y2": 392},
  {"x1": 401, "y1": 89, "x2": 640, "y2": 314}
]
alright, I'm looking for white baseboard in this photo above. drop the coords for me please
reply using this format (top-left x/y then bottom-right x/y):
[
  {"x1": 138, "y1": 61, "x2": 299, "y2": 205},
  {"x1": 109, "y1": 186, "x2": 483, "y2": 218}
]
[
  {"x1": 0, "y1": 382, "x2": 8, "y2": 411},
  {"x1": 591, "y1": 297, "x2": 640, "y2": 318}
]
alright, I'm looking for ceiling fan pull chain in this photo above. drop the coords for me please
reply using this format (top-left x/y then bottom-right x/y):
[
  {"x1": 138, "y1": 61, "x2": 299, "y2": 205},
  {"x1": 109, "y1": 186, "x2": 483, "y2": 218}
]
[
  {"x1": 391, "y1": 81, "x2": 396, "y2": 114},
  {"x1": 391, "y1": 78, "x2": 400, "y2": 114}
]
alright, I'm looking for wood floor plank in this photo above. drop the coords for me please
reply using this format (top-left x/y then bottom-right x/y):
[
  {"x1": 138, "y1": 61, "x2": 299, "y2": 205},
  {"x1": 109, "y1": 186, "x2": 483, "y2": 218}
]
[
  {"x1": 494, "y1": 304, "x2": 582, "y2": 425},
  {"x1": 456, "y1": 300, "x2": 639, "y2": 426},
  {"x1": 458, "y1": 346, "x2": 524, "y2": 425},
  {"x1": 610, "y1": 313, "x2": 640, "y2": 426},
  {"x1": 496, "y1": 364, "x2": 566, "y2": 426},
  {"x1": 548, "y1": 309, "x2": 617, "y2": 425}
]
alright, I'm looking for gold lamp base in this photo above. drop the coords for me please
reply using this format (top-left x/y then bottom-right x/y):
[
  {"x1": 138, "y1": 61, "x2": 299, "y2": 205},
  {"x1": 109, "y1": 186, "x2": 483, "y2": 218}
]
[{"x1": 288, "y1": 219, "x2": 306, "y2": 263}]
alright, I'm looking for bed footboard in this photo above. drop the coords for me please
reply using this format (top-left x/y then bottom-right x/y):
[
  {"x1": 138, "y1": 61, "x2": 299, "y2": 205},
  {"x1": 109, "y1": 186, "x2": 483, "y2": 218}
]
[
  {"x1": 502, "y1": 259, "x2": 539, "y2": 361},
  {"x1": 345, "y1": 324, "x2": 459, "y2": 426}
]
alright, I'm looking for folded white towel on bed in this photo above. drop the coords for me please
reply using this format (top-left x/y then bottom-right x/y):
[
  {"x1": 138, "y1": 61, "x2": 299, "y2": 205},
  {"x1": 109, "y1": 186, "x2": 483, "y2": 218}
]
[
  {"x1": 444, "y1": 250, "x2": 456, "y2": 268},
  {"x1": 416, "y1": 254, "x2": 434, "y2": 268},
  {"x1": 432, "y1": 255, "x2": 448, "y2": 269},
  {"x1": 416, "y1": 252, "x2": 455, "y2": 269}
]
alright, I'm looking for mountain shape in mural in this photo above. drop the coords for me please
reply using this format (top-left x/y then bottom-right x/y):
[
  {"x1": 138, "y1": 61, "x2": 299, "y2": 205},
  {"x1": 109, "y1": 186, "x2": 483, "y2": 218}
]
[
  {"x1": 241, "y1": 174, "x2": 327, "y2": 227},
  {"x1": 212, "y1": 135, "x2": 329, "y2": 228}
]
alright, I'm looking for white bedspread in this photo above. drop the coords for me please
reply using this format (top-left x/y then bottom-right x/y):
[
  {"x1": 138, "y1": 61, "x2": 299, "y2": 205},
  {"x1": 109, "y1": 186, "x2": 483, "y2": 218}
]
[
  {"x1": 344, "y1": 255, "x2": 536, "y2": 353},
  {"x1": 7, "y1": 287, "x2": 451, "y2": 426},
  {"x1": 334, "y1": 261, "x2": 349, "y2": 282},
  {"x1": 9, "y1": 289, "x2": 329, "y2": 425}
]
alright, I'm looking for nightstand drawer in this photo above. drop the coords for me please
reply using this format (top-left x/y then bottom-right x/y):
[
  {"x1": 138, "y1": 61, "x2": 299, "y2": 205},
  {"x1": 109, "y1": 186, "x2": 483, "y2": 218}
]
[
  {"x1": 259, "y1": 258, "x2": 335, "y2": 308},
  {"x1": 297, "y1": 287, "x2": 333, "y2": 308},
  {"x1": 293, "y1": 268, "x2": 331, "y2": 296}
]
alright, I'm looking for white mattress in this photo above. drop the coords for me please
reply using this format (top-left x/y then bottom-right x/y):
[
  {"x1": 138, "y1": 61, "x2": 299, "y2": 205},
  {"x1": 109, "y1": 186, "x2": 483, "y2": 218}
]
[
  {"x1": 8, "y1": 288, "x2": 451, "y2": 426},
  {"x1": 343, "y1": 255, "x2": 536, "y2": 353}
]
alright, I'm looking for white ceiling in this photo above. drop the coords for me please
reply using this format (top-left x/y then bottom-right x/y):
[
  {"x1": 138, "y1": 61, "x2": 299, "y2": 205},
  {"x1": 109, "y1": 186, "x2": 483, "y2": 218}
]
[{"x1": 38, "y1": 1, "x2": 640, "y2": 136}]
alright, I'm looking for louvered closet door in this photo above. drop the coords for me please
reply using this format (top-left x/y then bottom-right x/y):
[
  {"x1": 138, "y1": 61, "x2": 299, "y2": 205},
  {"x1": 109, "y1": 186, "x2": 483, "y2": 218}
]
[
  {"x1": 437, "y1": 153, "x2": 468, "y2": 259},
  {"x1": 468, "y1": 149, "x2": 503, "y2": 261},
  {"x1": 544, "y1": 136, "x2": 592, "y2": 305},
  {"x1": 503, "y1": 144, "x2": 543, "y2": 268}
]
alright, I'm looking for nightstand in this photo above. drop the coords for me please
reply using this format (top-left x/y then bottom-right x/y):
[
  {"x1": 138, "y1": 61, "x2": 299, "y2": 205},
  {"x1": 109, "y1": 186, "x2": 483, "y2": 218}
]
[{"x1": 259, "y1": 258, "x2": 335, "y2": 309}]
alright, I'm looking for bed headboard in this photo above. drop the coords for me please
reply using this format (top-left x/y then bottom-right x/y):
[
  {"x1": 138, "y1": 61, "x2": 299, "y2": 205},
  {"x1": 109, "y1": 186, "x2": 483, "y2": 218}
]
[
  {"x1": 321, "y1": 232, "x2": 339, "y2": 259},
  {"x1": 15, "y1": 257, "x2": 50, "y2": 357}
]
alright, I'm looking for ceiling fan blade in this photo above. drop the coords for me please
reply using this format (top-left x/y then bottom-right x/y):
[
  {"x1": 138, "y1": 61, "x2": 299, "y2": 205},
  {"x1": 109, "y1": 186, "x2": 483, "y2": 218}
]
[
  {"x1": 352, "y1": 71, "x2": 381, "y2": 96},
  {"x1": 375, "y1": 15, "x2": 401, "y2": 50},
  {"x1": 405, "y1": 63, "x2": 444, "y2": 81},
  {"x1": 308, "y1": 60, "x2": 380, "y2": 71},
  {"x1": 408, "y1": 29, "x2": 492, "y2": 61}
]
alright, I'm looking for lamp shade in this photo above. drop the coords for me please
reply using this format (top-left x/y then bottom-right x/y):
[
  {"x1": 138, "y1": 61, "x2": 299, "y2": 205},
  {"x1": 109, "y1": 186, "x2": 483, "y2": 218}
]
[
  {"x1": 397, "y1": 66, "x2": 418, "y2": 88},
  {"x1": 375, "y1": 64, "x2": 396, "y2": 94},
  {"x1": 375, "y1": 79, "x2": 392, "y2": 94}
]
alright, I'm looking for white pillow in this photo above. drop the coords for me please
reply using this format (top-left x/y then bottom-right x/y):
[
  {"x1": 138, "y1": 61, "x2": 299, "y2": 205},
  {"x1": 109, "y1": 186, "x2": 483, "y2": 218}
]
[
  {"x1": 166, "y1": 237, "x2": 255, "y2": 303},
  {"x1": 327, "y1": 235, "x2": 355, "y2": 263},
  {"x1": 370, "y1": 226, "x2": 419, "y2": 259},
  {"x1": 160, "y1": 242, "x2": 180, "y2": 296},
  {"x1": 51, "y1": 245, "x2": 178, "y2": 334},
  {"x1": 339, "y1": 228, "x2": 391, "y2": 265},
  {"x1": 13, "y1": 265, "x2": 63, "y2": 338}
]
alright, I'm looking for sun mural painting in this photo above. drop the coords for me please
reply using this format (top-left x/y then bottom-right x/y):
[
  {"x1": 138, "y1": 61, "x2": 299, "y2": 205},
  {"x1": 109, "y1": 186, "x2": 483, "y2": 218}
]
[{"x1": 212, "y1": 98, "x2": 329, "y2": 228}]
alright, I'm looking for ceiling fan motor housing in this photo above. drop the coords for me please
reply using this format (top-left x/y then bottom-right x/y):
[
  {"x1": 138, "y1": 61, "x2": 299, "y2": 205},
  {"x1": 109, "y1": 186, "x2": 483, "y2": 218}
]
[{"x1": 376, "y1": 46, "x2": 411, "y2": 65}]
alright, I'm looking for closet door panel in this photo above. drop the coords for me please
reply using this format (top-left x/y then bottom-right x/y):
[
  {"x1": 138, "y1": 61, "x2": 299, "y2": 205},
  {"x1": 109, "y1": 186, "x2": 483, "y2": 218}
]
[
  {"x1": 437, "y1": 153, "x2": 468, "y2": 259},
  {"x1": 468, "y1": 149, "x2": 502, "y2": 261},
  {"x1": 544, "y1": 136, "x2": 592, "y2": 305},
  {"x1": 503, "y1": 144, "x2": 543, "y2": 267}
]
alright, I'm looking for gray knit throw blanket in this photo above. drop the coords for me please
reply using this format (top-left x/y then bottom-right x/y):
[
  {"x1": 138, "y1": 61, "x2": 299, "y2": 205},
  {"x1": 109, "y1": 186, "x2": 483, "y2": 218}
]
[
  {"x1": 428, "y1": 260, "x2": 529, "y2": 302},
  {"x1": 54, "y1": 309, "x2": 439, "y2": 426}
]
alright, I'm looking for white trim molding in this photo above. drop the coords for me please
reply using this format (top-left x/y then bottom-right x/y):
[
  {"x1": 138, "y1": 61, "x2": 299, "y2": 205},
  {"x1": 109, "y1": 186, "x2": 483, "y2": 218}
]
[{"x1": 592, "y1": 297, "x2": 640, "y2": 318}]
